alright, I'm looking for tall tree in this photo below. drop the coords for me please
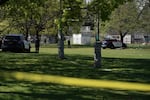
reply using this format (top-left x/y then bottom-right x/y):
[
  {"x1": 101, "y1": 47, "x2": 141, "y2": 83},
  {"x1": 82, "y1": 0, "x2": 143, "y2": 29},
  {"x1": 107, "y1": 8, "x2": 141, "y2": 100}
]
[
  {"x1": 55, "y1": 0, "x2": 83, "y2": 59},
  {"x1": 87, "y1": 0, "x2": 132, "y2": 67},
  {"x1": 89, "y1": 0, "x2": 132, "y2": 21},
  {"x1": 136, "y1": 0, "x2": 150, "y2": 33},
  {"x1": 0, "y1": 0, "x2": 9, "y2": 33},
  {"x1": 106, "y1": 1, "x2": 138, "y2": 43},
  {"x1": 102, "y1": 0, "x2": 149, "y2": 44},
  {"x1": 3, "y1": 0, "x2": 59, "y2": 52},
  {"x1": 136, "y1": 0, "x2": 150, "y2": 43}
]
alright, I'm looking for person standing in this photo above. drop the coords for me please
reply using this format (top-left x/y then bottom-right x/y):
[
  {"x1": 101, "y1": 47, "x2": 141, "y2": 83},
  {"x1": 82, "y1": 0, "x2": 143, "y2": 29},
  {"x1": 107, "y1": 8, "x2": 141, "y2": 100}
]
[
  {"x1": 67, "y1": 39, "x2": 71, "y2": 48},
  {"x1": 35, "y1": 36, "x2": 40, "y2": 53}
]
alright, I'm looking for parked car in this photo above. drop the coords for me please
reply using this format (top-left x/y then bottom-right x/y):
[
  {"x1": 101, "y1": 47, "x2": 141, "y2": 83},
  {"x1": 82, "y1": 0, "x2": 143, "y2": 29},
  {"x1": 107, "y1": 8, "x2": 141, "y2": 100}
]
[
  {"x1": 1, "y1": 34, "x2": 31, "y2": 52},
  {"x1": 101, "y1": 39, "x2": 127, "y2": 49}
]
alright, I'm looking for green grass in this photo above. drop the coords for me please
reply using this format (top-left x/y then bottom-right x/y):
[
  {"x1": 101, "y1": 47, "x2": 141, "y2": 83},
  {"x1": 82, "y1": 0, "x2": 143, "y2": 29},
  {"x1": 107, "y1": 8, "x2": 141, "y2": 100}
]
[
  {"x1": 0, "y1": 47, "x2": 150, "y2": 100},
  {"x1": 36, "y1": 47, "x2": 150, "y2": 59}
]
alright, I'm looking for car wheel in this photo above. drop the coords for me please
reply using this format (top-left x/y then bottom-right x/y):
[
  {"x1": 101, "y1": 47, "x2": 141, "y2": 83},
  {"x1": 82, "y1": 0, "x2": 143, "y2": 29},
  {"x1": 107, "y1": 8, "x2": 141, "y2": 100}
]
[
  {"x1": 110, "y1": 44, "x2": 115, "y2": 49},
  {"x1": 122, "y1": 43, "x2": 127, "y2": 48},
  {"x1": 2, "y1": 48, "x2": 6, "y2": 52},
  {"x1": 27, "y1": 47, "x2": 31, "y2": 53},
  {"x1": 21, "y1": 44, "x2": 25, "y2": 53}
]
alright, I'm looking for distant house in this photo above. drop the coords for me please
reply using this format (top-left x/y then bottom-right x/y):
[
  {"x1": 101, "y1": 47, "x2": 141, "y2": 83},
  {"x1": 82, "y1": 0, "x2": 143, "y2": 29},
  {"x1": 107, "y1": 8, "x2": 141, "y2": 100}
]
[
  {"x1": 72, "y1": 26, "x2": 92, "y2": 45},
  {"x1": 105, "y1": 33, "x2": 150, "y2": 44}
]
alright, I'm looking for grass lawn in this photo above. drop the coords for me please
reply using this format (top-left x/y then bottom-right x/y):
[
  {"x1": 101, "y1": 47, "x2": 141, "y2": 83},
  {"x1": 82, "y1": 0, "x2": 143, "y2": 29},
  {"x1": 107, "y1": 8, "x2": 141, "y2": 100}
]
[{"x1": 0, "y1": 47, "x2": 150, "y2": 100}]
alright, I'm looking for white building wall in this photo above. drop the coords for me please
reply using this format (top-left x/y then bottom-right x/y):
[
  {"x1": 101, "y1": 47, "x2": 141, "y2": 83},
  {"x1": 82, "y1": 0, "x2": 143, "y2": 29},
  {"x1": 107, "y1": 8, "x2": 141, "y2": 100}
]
[
  {"x1": 72, "y1": 26, "x2": 92, "y2": 45},
  {"x1": 123, "y1": 35, "x2": 131, "y2": 44},
  {"x1": 73, "y1": 34, "x2": 82, "y2": 44}
]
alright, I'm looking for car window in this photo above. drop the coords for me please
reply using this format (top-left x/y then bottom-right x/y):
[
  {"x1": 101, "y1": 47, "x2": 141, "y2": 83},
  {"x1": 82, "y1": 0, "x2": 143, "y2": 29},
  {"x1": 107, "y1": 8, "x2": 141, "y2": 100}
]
[{"x1": 5, "y1": 36, "x2": 21, "y2": 41}]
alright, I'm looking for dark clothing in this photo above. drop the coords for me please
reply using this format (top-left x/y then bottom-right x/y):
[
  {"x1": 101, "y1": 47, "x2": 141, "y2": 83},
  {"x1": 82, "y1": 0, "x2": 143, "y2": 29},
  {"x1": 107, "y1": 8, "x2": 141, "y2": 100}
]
[
  {"x1": 67, "y1": 40, "x2": 71, "y2": 48},
  {"x1": 35, "y1": 37, "x2": 40, "y2": 53},
  {"x1": 35, "y1": 39, "x2": 40, "y2": 47}
]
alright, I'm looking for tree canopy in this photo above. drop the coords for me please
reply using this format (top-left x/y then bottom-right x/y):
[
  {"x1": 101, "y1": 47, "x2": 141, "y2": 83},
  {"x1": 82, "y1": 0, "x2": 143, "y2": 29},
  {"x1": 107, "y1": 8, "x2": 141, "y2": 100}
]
[
  {"x1": 100, "y1": 0, "x2": 150, "y2": 44},
  {"x1": 88, "y1": 0, "x2": 133, "y2": 21},
  {"x1": 0, "y1": 0, "x2": 136, "y2": 36},
  {"x1": 0, "y1": 0, "x2": 59, "y2": 36}
]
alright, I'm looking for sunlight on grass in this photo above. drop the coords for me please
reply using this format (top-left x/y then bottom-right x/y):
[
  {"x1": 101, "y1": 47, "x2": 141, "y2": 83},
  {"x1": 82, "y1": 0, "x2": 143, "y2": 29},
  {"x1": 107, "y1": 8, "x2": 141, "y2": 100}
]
[
  {"x1": 15, "y1": 59, "x2": 39, "y2": 64},
  {"x1": 32, "y1": 47, "x2": 150, "y2": 59},
  {"x1": 101, "y1": 49, "x2": 150, "y2": 59},
  {"x1": 0, "y1": 85, "x2": 29, "y2": 93}
]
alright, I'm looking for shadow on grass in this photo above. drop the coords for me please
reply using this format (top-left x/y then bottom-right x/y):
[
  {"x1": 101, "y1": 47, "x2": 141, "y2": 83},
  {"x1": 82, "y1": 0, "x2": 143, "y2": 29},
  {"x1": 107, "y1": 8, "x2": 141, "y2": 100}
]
[{"x1": 0, "y1": 52, "x2": 150, "y2": 100}]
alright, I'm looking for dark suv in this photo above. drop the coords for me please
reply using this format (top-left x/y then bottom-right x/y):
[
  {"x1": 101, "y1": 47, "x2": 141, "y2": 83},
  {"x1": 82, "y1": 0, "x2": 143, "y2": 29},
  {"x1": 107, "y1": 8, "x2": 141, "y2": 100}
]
[
  {"x1": 101, "y1": 39, "x2": 127, "y2": 49},
  {"x1": 1, "y1": 34, "x2": 30, "y2": 52}
]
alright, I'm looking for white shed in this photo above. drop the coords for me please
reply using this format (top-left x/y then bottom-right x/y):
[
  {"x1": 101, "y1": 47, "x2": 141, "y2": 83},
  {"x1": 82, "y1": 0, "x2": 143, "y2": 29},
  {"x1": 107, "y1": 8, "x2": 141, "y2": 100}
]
[{"x1": 72, "y1": 26, "x2": 91, "y2": 45}]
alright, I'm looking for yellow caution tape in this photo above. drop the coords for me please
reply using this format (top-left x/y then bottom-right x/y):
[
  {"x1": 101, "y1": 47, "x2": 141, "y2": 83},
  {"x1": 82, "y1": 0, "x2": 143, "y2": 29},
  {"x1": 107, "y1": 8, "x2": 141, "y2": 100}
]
[{"x1": 1, "y1": 71, "x2": 150, "y2": 92}]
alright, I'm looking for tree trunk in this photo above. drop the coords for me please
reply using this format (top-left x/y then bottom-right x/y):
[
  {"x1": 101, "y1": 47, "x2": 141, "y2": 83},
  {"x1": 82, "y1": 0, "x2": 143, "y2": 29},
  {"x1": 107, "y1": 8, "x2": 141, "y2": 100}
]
[
  {"x1": 58, "y1": 0, "x2": 65, "y2": 59},
  {"x1": 58, "y1": 30, "x2": 65, "y2": 59},
  {"x1": 120, "y1": 34, "x2": 124, "y2": 43},
  {"x1": 119, "y1": 31, "x2": 128, "y2": 48},
  {"x1": 35, "y1": 31, "x2": 40, "y2": 53},
  {"x1": 94, "y1": 11, "x2": 101, "y2": 68},
  {"x1": 94, "y1": 41, "x2": 101, "y2": 68}
]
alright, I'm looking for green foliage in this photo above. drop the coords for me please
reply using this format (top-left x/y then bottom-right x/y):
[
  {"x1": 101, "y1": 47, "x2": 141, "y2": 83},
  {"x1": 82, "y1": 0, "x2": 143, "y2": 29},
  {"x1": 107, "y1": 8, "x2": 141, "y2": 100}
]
[
  {"x1": 62, "y1": 0, "x2": 82, "y2": 20},
  {"x1": 1, "y1": 0, "x2": 59, "y2": 35},
  {"x1": 55, "y1": 0, "x2": 84, "y2": 35},
  {"x1": 0, "y1": 0, "x2": 85, "y2": 35},
  {"x1": 101, "y1": 0, "x2": 150, "y2": 41},
  {"x1": 1, "y1": 0, "x2": 135, "y2": 36},
  {"x1": 108, "y1": 2, "x2": 138, "y2": 33},
  {"x1": 89, "y1": 0, "x2": 133, "y2": 21},
  {"x1": 137, "y1": 1, "x2": 150, "y2": 33},
  {"x1": 0, "y1": 5, "x2": 9, "y2": 34}
]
